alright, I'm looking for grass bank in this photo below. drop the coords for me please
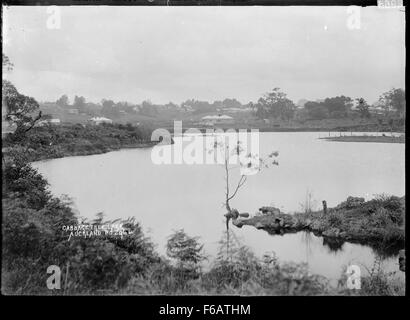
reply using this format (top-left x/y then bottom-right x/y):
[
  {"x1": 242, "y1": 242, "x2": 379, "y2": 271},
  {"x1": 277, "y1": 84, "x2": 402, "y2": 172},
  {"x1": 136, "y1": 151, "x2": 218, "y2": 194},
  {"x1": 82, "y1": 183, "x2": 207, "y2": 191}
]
[
  {"x1": 2, "y1": 122, "x2": 157, "y2": 162},
  {"x1": 233, "y1": 195, "x2": 405, "y2": 251}
]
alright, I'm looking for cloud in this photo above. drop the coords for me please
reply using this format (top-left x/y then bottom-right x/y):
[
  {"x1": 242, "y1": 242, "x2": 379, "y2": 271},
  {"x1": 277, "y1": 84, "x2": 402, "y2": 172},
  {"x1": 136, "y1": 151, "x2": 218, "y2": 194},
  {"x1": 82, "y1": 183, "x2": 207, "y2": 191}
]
[{"x1": 3, "y1": 6, "x2": 405, "y2": 104}]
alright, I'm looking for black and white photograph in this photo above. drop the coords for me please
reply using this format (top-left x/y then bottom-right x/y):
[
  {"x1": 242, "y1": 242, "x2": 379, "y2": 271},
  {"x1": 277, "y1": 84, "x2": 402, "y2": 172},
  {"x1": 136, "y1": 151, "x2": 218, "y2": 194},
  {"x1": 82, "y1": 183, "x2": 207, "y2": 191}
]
[{"x1": 1, "y1": 1, "x2": 406, "y2": 298}]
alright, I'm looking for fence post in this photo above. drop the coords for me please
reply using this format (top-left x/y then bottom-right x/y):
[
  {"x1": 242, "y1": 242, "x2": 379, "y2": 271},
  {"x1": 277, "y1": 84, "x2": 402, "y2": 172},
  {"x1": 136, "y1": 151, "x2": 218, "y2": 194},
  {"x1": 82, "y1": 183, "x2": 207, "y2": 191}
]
[{"x1": 322, "y1": 200, "x2": 327, "y2": 215}]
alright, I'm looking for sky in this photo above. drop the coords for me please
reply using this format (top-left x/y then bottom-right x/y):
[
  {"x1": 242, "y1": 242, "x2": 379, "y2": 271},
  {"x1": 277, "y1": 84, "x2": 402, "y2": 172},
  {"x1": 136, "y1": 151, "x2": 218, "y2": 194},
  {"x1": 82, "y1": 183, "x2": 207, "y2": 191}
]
[{"x1": 2, "y1": 6, "x2": 406, "y2": 105}]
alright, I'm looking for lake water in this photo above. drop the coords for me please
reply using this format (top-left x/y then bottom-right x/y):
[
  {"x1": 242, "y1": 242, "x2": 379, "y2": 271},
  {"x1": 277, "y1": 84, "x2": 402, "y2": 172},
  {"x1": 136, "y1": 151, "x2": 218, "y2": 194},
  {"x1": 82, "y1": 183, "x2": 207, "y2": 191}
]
[{"x1": 33, "y1": 132, "x2": 405, "y2": 284}]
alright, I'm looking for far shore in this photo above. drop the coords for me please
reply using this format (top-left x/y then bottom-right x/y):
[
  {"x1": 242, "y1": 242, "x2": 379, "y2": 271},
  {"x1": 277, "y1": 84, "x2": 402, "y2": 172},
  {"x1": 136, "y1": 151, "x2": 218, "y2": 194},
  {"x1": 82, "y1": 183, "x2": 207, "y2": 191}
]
[
  {"x1": 3, "y1": 141, "x2": 159, "y2": 164},
  {"x1": 319, "y1": 135, "x2": 405, "y2": 144},
  {"x1": 33, "y1": 141, "x2": 159, "y2": 162},
  {"x1": 163, "y1": 125, "x2": 405, "y2": 134}
]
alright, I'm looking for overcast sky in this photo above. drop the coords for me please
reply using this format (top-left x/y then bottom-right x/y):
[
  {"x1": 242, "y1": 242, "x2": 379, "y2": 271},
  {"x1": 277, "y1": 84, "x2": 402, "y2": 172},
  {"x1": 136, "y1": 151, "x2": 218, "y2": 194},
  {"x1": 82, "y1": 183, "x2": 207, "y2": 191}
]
[{"x1": 3, "y1": 6, "x2": 405, "y2": 105}]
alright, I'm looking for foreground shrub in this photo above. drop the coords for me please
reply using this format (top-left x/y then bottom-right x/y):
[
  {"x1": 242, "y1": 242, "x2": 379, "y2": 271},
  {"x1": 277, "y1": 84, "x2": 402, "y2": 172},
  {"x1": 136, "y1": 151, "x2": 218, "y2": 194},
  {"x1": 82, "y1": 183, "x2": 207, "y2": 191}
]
[
  {"x1": 337, "y1": 257, "x2": 405, "y2": 296},
  {"x1": 2, "y1": 151, "x2": 159, "y2": 294}
]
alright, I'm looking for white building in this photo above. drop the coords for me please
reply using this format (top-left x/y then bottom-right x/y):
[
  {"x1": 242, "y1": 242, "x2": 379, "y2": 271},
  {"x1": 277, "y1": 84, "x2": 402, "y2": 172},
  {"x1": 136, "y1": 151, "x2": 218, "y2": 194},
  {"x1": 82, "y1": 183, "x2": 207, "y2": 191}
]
[
  {"x1": 48, "y1": 118, "x2": 61, "y2": 125},
  {"x1": 68, "y1": 108, "x2": 79, "y2": 114},
  {"x1": 224, "y1": 107, "x2": 252, "y2": 113},
  {"x1": 88, "y1": 116, "x2": 113, "y2": 125},
  {"x1": 201, "y1": 114, "x2": 234, "y2": 126},
  {"x1": 36, "y1": 118, "x2": 61, "y2": 126}
]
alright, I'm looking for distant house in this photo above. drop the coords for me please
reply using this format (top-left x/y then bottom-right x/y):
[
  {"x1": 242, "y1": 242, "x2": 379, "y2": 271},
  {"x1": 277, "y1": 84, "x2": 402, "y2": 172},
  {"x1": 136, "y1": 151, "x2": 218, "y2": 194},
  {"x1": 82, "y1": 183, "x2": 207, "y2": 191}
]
[
  {"x1": 88, "y1": 116, "x2": 113, "y2": 125},
  {"x1": 36, "y1": 118, "x2": 61, "y2": 127},
  {"x1": 48, "y1": 118, "x2": 61, "y2": 125},
  {"x1": 224, "y1": 107, "x2": 250, "y2": 113},
  {"x1": 68, "y1": 108, "x2": 79, "y2": 115},
  {"x1": 369, "y1": 101, "x2": 390, "y2": 114},
  {"x1": 296, "y1": 99, "x2": 308, "y2": 109},
  {"x1": 200, "y1": 114, "x2": 234, "y2": 126}
]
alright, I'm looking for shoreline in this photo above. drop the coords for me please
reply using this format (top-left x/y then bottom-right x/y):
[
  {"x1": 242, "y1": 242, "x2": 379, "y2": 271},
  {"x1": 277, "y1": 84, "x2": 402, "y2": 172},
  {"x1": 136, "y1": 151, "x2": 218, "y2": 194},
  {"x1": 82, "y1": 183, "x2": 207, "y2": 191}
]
[
  {"x1": 4, "y1": 141, "x2": 159, "y2": 163},
  {"x1": 319, "y1": 135, "x2": 405, "y2": 144},
  {"x1": 232, "y1": 196, "x2": 405, "y2": 253},
  {"x1": 31, "y1": 141, "x2": 159, "y2": 162},
  {"x1": 164, "y1": 126, "x2": 405, "y2": 134}
]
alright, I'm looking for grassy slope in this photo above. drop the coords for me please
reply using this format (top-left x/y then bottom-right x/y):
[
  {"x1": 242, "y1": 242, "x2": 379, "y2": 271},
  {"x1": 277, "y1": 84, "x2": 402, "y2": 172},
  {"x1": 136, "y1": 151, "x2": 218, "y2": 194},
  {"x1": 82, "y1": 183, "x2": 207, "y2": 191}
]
[{"x1": 234, "y1": 196, "x2": 405, "y2": 250}]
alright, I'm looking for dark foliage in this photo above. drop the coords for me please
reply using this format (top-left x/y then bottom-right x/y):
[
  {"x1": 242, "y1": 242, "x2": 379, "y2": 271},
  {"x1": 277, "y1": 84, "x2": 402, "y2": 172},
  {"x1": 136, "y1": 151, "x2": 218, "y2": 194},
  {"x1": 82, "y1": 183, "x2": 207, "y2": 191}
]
[{"x1": 3, "y1": 122, "x2": 153, "y2": 162}]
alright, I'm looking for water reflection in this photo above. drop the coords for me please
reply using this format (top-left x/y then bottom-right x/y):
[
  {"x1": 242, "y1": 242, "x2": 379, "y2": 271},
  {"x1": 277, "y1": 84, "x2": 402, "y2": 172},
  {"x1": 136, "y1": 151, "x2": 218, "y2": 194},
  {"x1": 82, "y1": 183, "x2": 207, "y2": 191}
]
[
  {"x1": 322, "y1": 236, "x2": 345, "y2": 253},
  {"x1": 255, "y1": 230, "x2": 402, "y2": 282}
]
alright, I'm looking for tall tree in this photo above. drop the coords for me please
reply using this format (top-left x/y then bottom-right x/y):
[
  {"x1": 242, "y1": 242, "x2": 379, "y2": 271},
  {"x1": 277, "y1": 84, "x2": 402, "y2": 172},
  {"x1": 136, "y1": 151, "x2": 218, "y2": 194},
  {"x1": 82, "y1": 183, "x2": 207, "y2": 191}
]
[
  {"x1": 379, "y1": 88, "x2": 405, "y2": 118},
  {"x1": 73, "y1": 95, "x2": 86, "y2": 112},
  {"x1": 2, "y1": 55, "x2": 41, "y2": 137},
  {"x1": 167, "y1": 230, "x2": 204, "y2": 266},
  {"x1": 255, "y1": 88, "x2": 296, "y2": 121},
  {"x1": 222, "y1": 98, "x2": 242, "y2": 109},
  {"x1": 210, "y1": 136, "x2": 278, "y2": 258},
  {"x1": 304, "y1": 101, "x2": 328, "y2": 120},
  {"x1": 322, "y1": 96, "x2": 353, "y2": 118},
  {"x1": 140, "y1": 100, "x2": 159, "y2": 117},
  {"x1": 2, "y1": 53, "x2": 14, "y2": 72},
  {"x1": 356, "y1": 98, "x2": 371, "y2": 119},
  {"x1": 56, "y1": 94, "x2": 69, "y2": 107},
  {"x1": 166, "y1": 229, "x2": 205, "y2": 279},
  {"x1": 101, "y1": 99, "x2": 118, "y2": 118}
]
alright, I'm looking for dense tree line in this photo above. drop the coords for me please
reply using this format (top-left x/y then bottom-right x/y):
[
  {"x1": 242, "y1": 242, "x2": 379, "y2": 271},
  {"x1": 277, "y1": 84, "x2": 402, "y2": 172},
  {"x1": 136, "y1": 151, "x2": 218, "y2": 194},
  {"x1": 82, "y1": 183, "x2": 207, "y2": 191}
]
[
  {"x1": 252, "y1": 87, "x2": 405, "y2": 123},
  {"x1": 50, "y1": 86, "x2": 405, "y2": 124},
  {"x1": 52, "y1": 94, "x2": 249, "y2": 119}
]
